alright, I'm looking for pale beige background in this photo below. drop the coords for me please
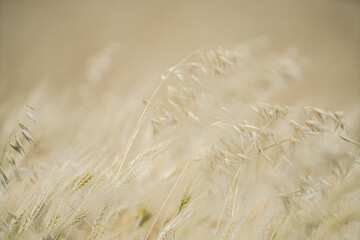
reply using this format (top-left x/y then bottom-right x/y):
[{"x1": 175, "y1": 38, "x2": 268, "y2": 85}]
[{"x1": 0, "y1": 0, "x2": 359, "y2": 108}]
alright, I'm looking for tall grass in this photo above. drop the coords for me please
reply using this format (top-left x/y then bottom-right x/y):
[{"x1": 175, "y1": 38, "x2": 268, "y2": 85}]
[{"x1": 0, "y1": 40, "x2": 359, "y2": 240}]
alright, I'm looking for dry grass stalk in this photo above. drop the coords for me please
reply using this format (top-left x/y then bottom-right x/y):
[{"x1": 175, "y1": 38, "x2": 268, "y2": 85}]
[{"x1": 0, "y1": 42, "x2": 358, "y2": 240}]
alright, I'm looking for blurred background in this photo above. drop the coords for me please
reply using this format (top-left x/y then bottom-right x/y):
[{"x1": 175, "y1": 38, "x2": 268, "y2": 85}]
[
  {"x1": 0, "y1": 2, "x2": 359, "y2": 239},
  {"x1": 0, "y1": 0, "x2": 359, "y2": 118}
]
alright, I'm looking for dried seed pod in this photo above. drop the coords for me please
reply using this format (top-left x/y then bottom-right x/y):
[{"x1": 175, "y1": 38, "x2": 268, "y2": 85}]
[
  {"x1": 18, "y1": 121, "x2": 30, "y2": 132},
  {"x1": 6, "y1": 153, "x2": 20, "y2": 181},
  {"x1": 10, "y1": 137, "x2": 25, "y2": 155},
  {"x1": 306, "y1": 120, "x2": 327, "y2": 132},
  {"x1": 25, "y1": 111, "x2": 38, "y2": 124},
  {"x1": 6, "y1": 152, "x2": 15, "y2": 166},
  {"x1": 21, "y1": 129, "x2": 34, "y2": 144},
  {"x1": 339, "y1": 135, "x2": 359, "y2": 145},
  {"x1": 0, "y1": 168, "x2": 8, "y2": 184}
]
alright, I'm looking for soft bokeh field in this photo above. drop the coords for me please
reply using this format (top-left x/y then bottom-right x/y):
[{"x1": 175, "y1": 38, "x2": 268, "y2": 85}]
[{"x1": 0, "y1": 1, "x2": 359, "y2": 239}]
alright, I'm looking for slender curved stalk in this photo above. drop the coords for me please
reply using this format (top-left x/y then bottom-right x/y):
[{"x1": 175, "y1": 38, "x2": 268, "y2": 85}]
[
  {"x1": 144, "y1": 158, "x2": 191, "y2": 240},
  {"x1": 116, "y1": 46, "x2": 215, "y2": 177}
]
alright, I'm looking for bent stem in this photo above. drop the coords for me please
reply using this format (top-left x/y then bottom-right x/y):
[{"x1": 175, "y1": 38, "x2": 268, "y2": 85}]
[
  {"x1": 116, "y1": 45, "x2": 215, "y2": 177},
  {"x1": 116, "y1": 80, "x2": 165, "y2": 177}
]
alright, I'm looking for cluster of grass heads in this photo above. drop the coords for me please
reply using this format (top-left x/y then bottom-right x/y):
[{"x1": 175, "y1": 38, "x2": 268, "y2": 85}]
[{"x1": 0, "y1": 40, "x2": 359, "y2": 239}]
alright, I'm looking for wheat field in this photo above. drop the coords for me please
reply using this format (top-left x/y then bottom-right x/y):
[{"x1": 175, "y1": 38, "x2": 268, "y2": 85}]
[{"x1": 0, "y1": 1, "x2": 359, "y2": 239}]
